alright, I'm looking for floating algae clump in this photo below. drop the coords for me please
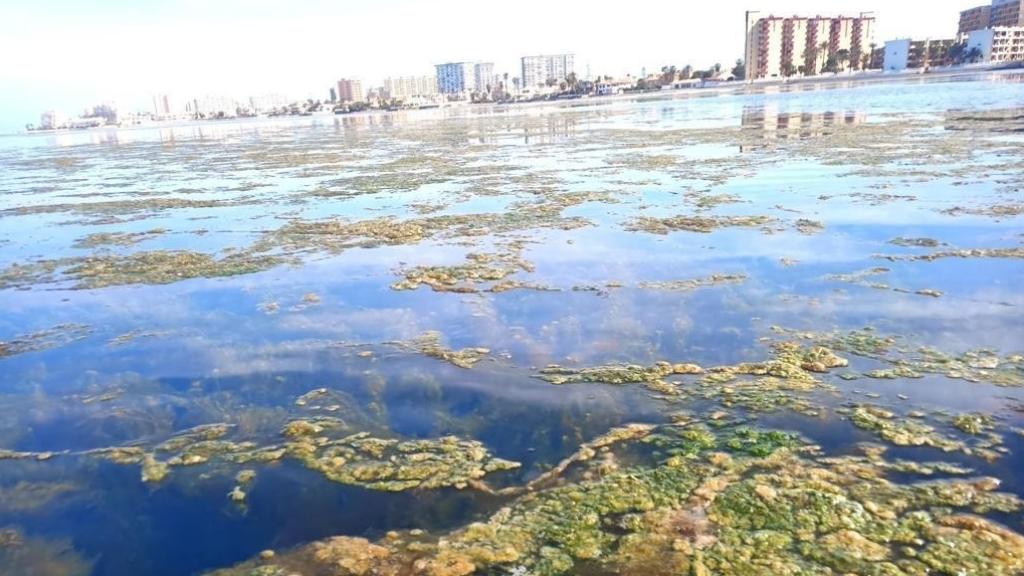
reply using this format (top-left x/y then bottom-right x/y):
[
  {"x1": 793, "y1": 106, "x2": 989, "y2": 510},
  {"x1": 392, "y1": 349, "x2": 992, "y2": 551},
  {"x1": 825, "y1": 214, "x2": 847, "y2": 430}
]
[
  {"x1": 778, "y1": 327, "x2": 1024, "y2": 387},
  {"x1": 391, "y1": 252, "x2": 534, "y2": 293},
  {"x1": 952, "y1": 413, "x2": 995, "y2": 436},
  {"x1": 625, "y1": 214, "x2": 774, "y2": 234},
  {"x1": 537, "y1": 362, "x2": 676, "y2": 388},
  {"x1": 286, "y1": 431, "x2": 520, "y2": 491},
  {"x1": 637, "y1": 274, "x2": 747, "y2": 291},
  {"x1": 206, "y1": 425, "x2": 1024, "y2": 576},
  {"x1": 72, "y1": 229, "x2": 167, "y2": 249},
  {"x1": 399, "y1": 331, "x2": 490, "y2": 369},
  {"x1": 844, "y1": 405, "x2": 1006, "y2": 460},
  {"x1": 85, "y1": 418, "x2": 517, "y2": 492},
  {"x1": 64, "y1": 250, "x2": 283, "y2": 289},
  {"x1": 538, "y1": 342, "x2": 847, "y2": 415},
  {"x1": 0, "y1": 250, "x2": 283, "y2": 289}
]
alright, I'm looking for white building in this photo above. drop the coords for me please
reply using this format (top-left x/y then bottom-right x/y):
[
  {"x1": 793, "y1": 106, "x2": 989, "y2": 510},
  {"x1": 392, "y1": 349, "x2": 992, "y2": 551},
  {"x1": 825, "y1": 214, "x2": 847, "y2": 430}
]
[
  {"x1": 521, "y1": 54, "x2": 575, "y2": 88},
  {"x1": 967, "y1": 26, "x2": 1024, "y2": 63},
  {"x1": 382, "y1": 76, "x2": 438, "y2": 100},
  {"x1": 152, "y1": 94, "x2": 187, "y2": 119},
  {"x1": 191, "y1": 95, "x2": 241, "y2": 117},
  {"x1": 435, "y1": 62, "x2": 494, "y2": 95},
  {"x1": 39, "y1": 110, "x2": 68, "y2": 130},
  {"x1": 473, "y1": 62, "x2": 494, "y2": 93},
  {"x1": 882, "y1": 39, "x2": 912, "y2": 71},
  {"x1": 249, "y1": 93, "x2": 290, "y2": 113}
]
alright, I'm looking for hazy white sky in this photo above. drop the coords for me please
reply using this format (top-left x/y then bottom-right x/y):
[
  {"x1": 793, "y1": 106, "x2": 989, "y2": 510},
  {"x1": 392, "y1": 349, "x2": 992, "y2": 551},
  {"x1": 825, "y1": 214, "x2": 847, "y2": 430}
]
[{"x1": 0, "y1": 0, "x2": 973, "y2": 130}]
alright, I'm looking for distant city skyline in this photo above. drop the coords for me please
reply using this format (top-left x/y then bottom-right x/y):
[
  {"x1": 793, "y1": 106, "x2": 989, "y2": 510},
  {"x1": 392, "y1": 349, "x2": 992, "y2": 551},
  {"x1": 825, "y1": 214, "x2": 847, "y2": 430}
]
[{"x1": 0, "y1": 0, "x2": 979, "y2": 132}]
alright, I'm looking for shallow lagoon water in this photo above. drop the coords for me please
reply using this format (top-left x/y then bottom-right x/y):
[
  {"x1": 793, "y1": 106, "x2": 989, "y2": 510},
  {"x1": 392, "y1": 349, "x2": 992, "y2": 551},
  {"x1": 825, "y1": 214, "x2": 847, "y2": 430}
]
[{"x1": 1, "y1": 73, "x2": 1023, "y2": 576}]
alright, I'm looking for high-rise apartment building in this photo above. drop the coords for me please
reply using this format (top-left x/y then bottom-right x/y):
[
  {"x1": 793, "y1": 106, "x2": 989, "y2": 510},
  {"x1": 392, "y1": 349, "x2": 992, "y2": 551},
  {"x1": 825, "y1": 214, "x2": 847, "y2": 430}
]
[
  {"x1": 744, "y1": 13, "x2": 875, "y2": 80},
  {"x1": 336, "y1": 78, "x2": 364, "y2": 103},
  {"x1": 991, "y1": 0, "x2": 1024, "y2": 27},
  {"x1": 435, "y1": 62, "x2": 475, "y2": 94},
  {"x1": 520, "y1": 54, "x2": 575, "y2": 88},
  {"x1": 960, "y1": 0, "x2": 1023, "y2": 35},
  {"x1": 960, "y1": 5, "x2": 992, "y2": 34},
  {"x1": 383, "y1": 76, "x2": 439, "y2": 100},
  {"x1": 473, "y1": 62, "x2": 495, "y2": 93},
  {"x1": 434, "y1": 62, "x2": 493, "y2": 94}
]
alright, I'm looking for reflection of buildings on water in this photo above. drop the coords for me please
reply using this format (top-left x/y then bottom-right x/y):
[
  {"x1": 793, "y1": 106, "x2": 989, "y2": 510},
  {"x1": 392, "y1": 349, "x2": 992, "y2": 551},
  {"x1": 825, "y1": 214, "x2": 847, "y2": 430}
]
[
  {"x1": 518, "y1": 115, "x2": 578, "y2": 144},
  {"x1": 741, "y1": 105, "x2": 865, "y2": 147}
]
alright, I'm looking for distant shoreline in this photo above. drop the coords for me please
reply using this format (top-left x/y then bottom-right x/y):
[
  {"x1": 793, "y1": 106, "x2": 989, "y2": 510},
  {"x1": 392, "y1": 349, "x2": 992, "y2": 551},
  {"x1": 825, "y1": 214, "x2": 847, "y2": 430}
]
[{"x1": 5, "y1": 65, "x2": 1021, "y2": 138}]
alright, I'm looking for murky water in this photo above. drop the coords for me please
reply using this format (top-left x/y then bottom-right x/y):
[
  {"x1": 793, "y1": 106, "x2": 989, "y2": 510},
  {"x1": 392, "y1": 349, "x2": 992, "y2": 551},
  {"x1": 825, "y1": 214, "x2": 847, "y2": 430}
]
[{"x1": 1, "y1": 73, "x2": 1023, "y2": 576}]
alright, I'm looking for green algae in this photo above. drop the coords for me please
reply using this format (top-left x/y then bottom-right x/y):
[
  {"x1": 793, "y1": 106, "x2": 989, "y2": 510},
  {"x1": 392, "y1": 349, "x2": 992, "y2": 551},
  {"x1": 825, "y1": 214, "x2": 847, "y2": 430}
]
[
  {"x1": 286, "y1": 431, "x2": 520, "y2": 492},
  {"x1": 845, "y1": 405, "x2": 1005, "y2": 461},
  {"x1": 84, "y1": 419, "x2": 519, "y2": 492},
  {"x1": 206, "y1": 425, "x2": 1024, "y2": 576},
  {"x1": 391, "y1": 252, "x2": 534, "y2": 293},
  {"x1": 538, "y1": 342, "x2": 847, "y2": 417},
  {"x1": 774, "y1": 327, "x2": 1024, "y2": 387},
  {"x1": 952, "y1": 413, "x2": 995, "y2": 436},
  {"x1": 399, "y1": 331, "x2": 490, "y2": 369}
]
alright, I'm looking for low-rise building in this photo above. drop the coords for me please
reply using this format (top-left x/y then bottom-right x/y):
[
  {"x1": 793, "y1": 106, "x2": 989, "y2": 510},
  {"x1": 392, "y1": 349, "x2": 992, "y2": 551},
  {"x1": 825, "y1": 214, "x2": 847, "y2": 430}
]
[
  {"x1": 882, "y1": 38, "x2": 957, "y2": 71},
  {"x1": 967, "y1": 26, "x2": 1024, "y2": 63}
]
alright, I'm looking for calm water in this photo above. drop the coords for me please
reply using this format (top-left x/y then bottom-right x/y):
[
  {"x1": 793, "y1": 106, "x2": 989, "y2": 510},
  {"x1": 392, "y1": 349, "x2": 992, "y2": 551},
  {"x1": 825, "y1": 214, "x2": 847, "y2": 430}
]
[{"x1": 1, "y1": 73, "x2": 1023, "y2": 576}]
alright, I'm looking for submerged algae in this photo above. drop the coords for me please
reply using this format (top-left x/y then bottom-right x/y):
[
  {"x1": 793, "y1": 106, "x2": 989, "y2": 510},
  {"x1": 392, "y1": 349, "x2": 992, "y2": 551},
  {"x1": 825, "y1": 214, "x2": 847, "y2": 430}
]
[
  {"x1": 0, "y1": 324, "x2": 92, "y2": 359},
  {"x1": 0, "y1": 528, "x2": 92, "y2": 576}
]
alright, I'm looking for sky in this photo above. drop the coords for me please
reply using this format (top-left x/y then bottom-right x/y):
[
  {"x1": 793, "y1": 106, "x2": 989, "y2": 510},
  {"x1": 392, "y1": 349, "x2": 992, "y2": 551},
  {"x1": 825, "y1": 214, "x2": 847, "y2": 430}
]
[{"x1": 0, "y1": 0, "x2": 975, "y2": 131}]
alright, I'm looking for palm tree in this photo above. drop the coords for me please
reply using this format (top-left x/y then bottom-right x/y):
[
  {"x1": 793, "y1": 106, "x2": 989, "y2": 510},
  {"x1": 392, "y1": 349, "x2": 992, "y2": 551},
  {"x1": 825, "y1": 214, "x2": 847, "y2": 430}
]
[
  {"x1": 816, "y1": 41, "x2": 829, "y2": 74},
  {"x1": 836, "y1": 49, "x2": 851, "y2": 72}
]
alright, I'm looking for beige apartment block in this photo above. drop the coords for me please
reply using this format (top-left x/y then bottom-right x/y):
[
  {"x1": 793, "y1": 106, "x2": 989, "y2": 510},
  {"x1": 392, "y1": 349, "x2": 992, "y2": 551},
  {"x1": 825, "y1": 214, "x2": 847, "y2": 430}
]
[{"x1": 746, "y1": 13, "x2": 875, "y2": 80}]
